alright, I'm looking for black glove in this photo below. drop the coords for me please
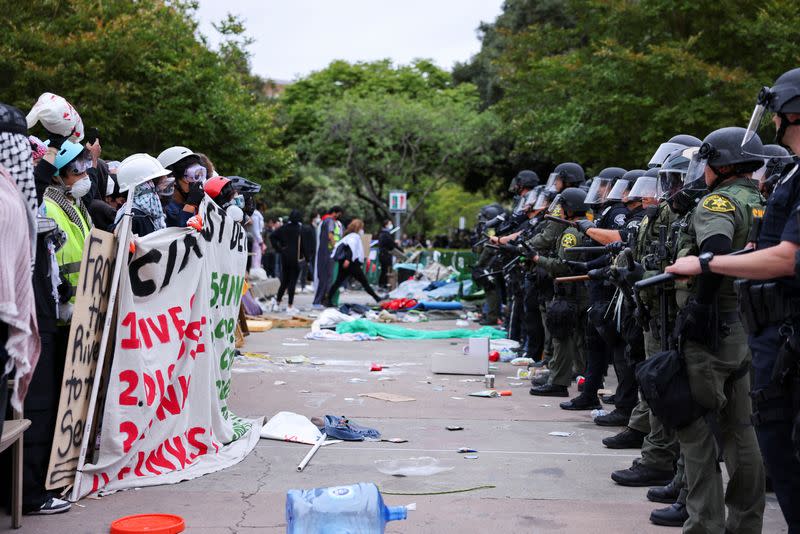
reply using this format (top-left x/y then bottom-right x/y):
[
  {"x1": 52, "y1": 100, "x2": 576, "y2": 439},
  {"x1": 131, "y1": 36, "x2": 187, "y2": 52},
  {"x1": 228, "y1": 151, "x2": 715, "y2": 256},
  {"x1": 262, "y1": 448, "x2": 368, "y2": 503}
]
[
  {"x1": 57, "y1": 272, "x2": 73, "y2": 304},
  {"x1": 674, "y1": 297, "x2": 714, "y2": 347},
  {"x1": 566, "y1": 261, "x2": 588, "y2": 273},
  {"x1": 185, "y1": 181, "x2": 205, "y2": 206},
  {"x1": 46, "y1": 131, "x2": 68, "y2": 150},
  {"x1": 606, "y1": 241, "x2": 625, "y2": 254},
  {"x1": 577, "y1": 219, "x2": 596, "y2": 233},
  {"x1": 588, "y1": 267, "x2": 609, "y2": 280}
]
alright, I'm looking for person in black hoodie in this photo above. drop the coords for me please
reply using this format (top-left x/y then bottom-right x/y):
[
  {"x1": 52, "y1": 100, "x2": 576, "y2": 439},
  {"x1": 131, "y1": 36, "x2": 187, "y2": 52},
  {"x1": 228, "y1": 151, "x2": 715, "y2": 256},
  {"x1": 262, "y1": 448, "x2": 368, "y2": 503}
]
[
  {"x1": 377, "y1": 219, "x2": 401, "y2": 289},
  {"x1": 270, "y1": 209, "x2": 306, "y2": 313}
]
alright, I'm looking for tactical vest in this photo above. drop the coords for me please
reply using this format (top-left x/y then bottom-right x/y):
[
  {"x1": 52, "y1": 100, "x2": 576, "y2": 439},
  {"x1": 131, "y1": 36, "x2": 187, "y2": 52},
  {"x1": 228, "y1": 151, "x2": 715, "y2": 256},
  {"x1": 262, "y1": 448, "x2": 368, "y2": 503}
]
[
  {"x1": 675, "y1": 178, "x2": 765, "y2": 311},
  {"x1": 636, "y1": 202, "x2": 679, "y2": 312}
]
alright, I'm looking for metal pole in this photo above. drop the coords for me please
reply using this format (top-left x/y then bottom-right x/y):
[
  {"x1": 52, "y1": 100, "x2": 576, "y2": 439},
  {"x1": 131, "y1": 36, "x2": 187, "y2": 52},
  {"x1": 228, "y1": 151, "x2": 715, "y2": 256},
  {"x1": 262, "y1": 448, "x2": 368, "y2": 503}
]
[
  {"x1": 296, "y1": 433, "x2": 326, "y2": 472},
  {"x1": 395, "y1": 212, "x2": 401, "y2": 248}
]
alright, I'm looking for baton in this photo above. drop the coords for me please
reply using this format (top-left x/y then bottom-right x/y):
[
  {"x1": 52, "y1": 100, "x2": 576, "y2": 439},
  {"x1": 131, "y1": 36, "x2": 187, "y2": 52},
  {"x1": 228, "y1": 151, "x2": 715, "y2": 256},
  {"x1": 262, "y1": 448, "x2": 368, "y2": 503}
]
[{"x1": 555, "y1": 275, "x2": 590, "y2": 283}]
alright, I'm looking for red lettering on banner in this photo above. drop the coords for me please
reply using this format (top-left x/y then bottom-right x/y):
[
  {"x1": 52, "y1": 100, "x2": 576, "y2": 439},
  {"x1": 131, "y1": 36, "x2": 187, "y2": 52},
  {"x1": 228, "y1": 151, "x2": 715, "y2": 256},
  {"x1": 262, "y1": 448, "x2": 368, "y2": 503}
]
[
  {"x1": 117, "y1": 467, "x2": 131, "y2": 480},
  {"x1": 164, "y1": 436, "x2": 189, "y2": 469},
  {"x1": 146, "y1": 314, "x2": 171, "y2": 345},
  {"x1": 137, "y1": 318, "x2": 153, "y2": 349},
  {"x1": 120, "y1": 421, "x2": 138, "y2": 453},
  {"x1": 91, "y1": 474, "x2": 99, "y2": 493},
  {"x1": 168, "y1": 306, "x2": 185, "y2": 339},
  {"x1": 179, "y1": 375, "x2": 191, "y2": 409},
  {"x1": 120, "y1": 312, "x2": 140, "y2": 349},
  {"x1": 145, "y1": 444, "x2": 176, "y2": 475},
  {"x1": 134, "y1": 451, "x2": 146, "y2": 477},
  {"x1": 187, "y1": 427, "x2": 208, "y2": 460},
  {"x1": 119, "y1": 370, "x2": 138, "y2": 406},
  {"x1": 156, "y1": 384, "x2": 181, "y2": 421},
  {"x1": 143, "y1": 372, "x2": 156, "y2": 406}
]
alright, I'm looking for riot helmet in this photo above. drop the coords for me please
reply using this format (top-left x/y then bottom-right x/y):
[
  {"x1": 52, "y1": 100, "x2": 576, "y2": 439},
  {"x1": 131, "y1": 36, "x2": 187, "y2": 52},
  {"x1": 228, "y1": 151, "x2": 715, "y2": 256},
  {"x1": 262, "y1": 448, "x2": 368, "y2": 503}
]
[
  {"x1": 756, "y1": 144, "x2": 794, "y2": 197},
  {"x1": 585, "y1": 167, "x2": 626, "y2": 207},
  {"x1": 609, "y1": 169, "x2": 646, "y2": 203},
  {"x1": 549, "y1": 187, "x2": 587, "y2": 217},
  {"x1": 685, "y1": 127, "x2": 766, "y2": 190},
  {"x1": 545, "y1": 162, "x2": 585, "y2": 193},
  {"x1": 647, "y1": 134, "x2": 702, "y2": 168},
  {"x1": 478, "y1": 203, "x2": 506, "y2": 223},
  {"x1": 625, "y1": 169, "x2": 659, "y2": 208},
  {"x1": 744, "y1": 68, "x2": 800, "y2": 150}
]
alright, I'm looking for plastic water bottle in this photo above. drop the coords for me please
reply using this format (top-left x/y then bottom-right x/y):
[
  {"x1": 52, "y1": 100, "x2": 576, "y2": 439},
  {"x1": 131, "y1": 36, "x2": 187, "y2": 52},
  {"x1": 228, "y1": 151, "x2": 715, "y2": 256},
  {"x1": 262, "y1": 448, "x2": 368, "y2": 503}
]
[{"x1": 286, "y1": 482, "x2": 412, "y2": 533}]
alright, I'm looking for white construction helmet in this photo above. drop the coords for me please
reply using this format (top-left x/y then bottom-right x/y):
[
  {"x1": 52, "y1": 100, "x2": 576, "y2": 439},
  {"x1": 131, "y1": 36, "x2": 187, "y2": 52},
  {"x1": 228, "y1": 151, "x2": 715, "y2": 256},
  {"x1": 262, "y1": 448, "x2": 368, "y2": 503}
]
[
  {"x1": 157, "y1": 145, "x2": 195, "y2": 169},
  {"x1": 117, "y1": 153, "x2": 171, "y2": 192}
]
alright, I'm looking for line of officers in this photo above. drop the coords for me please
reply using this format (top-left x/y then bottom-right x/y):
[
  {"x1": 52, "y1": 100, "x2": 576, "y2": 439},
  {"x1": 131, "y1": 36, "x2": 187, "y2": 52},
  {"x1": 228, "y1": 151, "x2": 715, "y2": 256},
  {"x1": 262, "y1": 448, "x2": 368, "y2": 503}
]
[{"x1": 470, "y1": 67, "x2": 800, "y2": 533}]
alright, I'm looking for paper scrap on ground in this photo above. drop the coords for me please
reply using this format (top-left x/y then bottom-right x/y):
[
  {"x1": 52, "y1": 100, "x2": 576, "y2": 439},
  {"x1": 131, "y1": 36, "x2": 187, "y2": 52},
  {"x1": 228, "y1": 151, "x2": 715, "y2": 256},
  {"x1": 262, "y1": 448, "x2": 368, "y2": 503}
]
[
  {"x1": 548, "y1": 431, "x2": 573, "y2": 437},
  {"x1": 283, "y1": 342, "x2": 309, "y2": 347},
  {"x1": 284, "y1": 355, "x2": 310, "y2": 364},
  {"x1": 375, "y1": 457, "x2": 454, "y2": 477},
  {"x1": 468, "y1": 390, "x2": 499, "y2": 398},
  {"x1": 260, "y1": 411, "x2": 342, "y2": 446},
  {"x1": 359, "y1": 392, "x2": 416, "y2": 403}
]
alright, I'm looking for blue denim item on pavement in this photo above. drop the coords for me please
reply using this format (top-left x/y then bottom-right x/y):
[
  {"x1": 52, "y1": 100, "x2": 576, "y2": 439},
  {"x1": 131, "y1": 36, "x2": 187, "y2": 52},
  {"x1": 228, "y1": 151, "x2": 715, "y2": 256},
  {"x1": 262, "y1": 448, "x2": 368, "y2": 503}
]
[{"x1": 324, "y1": 415, "x2": 381, "y2": 441}]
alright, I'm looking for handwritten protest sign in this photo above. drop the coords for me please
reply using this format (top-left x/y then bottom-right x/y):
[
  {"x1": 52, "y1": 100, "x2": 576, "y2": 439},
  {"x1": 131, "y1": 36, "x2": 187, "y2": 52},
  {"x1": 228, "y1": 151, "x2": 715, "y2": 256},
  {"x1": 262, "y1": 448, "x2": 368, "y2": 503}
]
[
  {"x1": 77, "y1": 198, "x2": 261, "y2": 497},
  {"x1": 46, "y1": 229, "x2": 116, "y2": 490}
]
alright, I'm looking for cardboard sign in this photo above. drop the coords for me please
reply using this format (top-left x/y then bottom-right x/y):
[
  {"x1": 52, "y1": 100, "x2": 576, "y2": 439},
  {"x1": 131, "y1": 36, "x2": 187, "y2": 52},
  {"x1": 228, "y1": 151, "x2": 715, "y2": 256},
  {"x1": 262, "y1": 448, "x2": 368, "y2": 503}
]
[
  {"x1": 77, "y1": 198, "x2": 261, "y2": 497},
  {"x1": 46, "y1": 229, "x2": 116, "y2": 490}
]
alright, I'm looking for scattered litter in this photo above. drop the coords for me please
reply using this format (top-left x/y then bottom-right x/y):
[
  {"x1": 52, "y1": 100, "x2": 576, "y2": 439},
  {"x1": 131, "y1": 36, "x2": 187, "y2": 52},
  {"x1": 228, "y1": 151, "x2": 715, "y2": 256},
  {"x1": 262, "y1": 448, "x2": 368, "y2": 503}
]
[
  {"x1": 510, "y1": 357, "x2": 534, "y2": 366},
  {"x1": 283, "y1": 342, "x2": 309, "y2": 347},
  {"x1": 246, "y1": 319, "x2": 274, "y2": 332},
  {"x1": 468, "y1": 390, "x2": 499, "y2": 398},
  {"x1": 74, "y1": 503, "x2": 85, "y2": 508},
  {"x1": 324, "y1": 415, "x2": 381, "y2": 441},
  {"x1": 459, "y1": 378, "x2": 482, "y2": 383},
  {"x1": 242, "y1": 351, "x2": 272, "y2": 360},
  {"x1": 463, "y1": 455, "x2": 479, "y2": 460},
  {"x1": 507, "y1": 382, "x2": 525, "y2": 387},
  {"x1": 344, "y1": 398, "x2": 365, "y2": 405},
  {"x1": 377, "y1": 377, "x2": 396, "y2": 382},
  {"x1": 285, "y1": 355, "x2": 310, "y2": 364},
  {"x1": 498, "y1": 390, "x2": 512, "y2": 396},
  {"x1": 432, "y1": 385, "x2": 445, "y2": 391},
  {"x1": 348, "y1": 378, "x2": 367, "y2": 383},
  {"x1": 359, "y1": 392, "x2": 416, "y2": 403},
  {"x1": 261, "y1": 411, "x2": 342, "y2": 446},
  {"x1": 379, "y1": 484, "x2": 495, "y2": 496},
  {"x1": 370, "y1": 363, "x2": 383, "y2": 372},
  {"x1": 450, "y1": 396, "x2": 464, "y2": 400},
  {"x1": 381, "y1": 438, "x2": 408, "y2": 443},
  {"x1": 457, "y1": 448, "x2": 477, "y2": 453},
  {"x1": 296, "y1": 432, "x2": 326, "y2": 472},
  {"x1": 548, "y1": 431, "x2": 573, "y2": 437},
  {"x1": 591, "y1": 409, "x2": 609, "y2": 419},
  {"x1": 273, "y1": 380, "x2": 287, "y2": 386},
  {"x1": 515, "y1": 368, "x2": 532, "y2": 380},
  {"x1": 375, "y1": 457, "x2": 454, "y2": 477},
  {"x1": 446, "y1": 426, "x2": 464, "y2": 431},
  {"x1": 455, "y1": 319, "x2": 469, "y2": 327},
  {"x1": 488, "y1": 350, "x2": 500, "y2": 362},
  {"x1": 488, "y1": 365, "x2": 498, "y2": 371},
  {"x1": 299, "y1": 390, "x2": 312, "y2": 394},
  {"x1": 540, "y1": 404, "x2": 551, "y2": 407}
]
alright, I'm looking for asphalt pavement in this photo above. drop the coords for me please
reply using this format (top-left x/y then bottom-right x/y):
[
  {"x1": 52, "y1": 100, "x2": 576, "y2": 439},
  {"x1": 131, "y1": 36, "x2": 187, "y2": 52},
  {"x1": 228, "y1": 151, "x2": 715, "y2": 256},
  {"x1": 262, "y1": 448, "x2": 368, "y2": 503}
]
[{"x1": 15, "y1": 289, "x2": 787, "y2": 533}]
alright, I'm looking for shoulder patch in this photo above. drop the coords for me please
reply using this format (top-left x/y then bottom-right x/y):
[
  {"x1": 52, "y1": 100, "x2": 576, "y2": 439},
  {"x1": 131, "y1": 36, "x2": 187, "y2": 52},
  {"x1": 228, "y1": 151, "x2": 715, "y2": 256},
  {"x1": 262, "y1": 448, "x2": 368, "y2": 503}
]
[
  {"x1": 640, "y1": 215, "x2": 649, "y2": 230},
  {"x1": 702, "y1": 195, "x2": 735, "y2": 213},
  {"x1": 552, "y1": 205, "x2": 564, "y2": 218},
  {"x1": 561, "y1": 233, "x2": 577, "y2": 248},
  {"x1": 614, "y1": 213, "x2": 627, "y2": 227}
]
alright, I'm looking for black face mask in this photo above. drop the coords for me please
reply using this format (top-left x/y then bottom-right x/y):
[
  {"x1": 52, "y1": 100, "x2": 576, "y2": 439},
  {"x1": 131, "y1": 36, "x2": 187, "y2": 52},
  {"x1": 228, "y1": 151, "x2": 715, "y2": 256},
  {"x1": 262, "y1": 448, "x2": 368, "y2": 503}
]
[{"x1": 668, "y1": 181, "x2": 707, "y2": 216}]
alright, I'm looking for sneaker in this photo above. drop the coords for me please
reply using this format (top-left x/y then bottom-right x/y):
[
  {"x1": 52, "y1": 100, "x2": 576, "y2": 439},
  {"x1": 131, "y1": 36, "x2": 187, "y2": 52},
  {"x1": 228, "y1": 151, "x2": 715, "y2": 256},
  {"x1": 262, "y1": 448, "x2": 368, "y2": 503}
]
[
  {"x1": 25, "y1": 497, "x2": 71, "y2": 515},
  {"x1": 267, "y1": 297, "x2": 278, "y2": 312},
  {"x1": 311, "y1": 304, "x2": 325, "y2": 310},
  {"x1": 285, "y1": 306, "x2": 300, "y2": 315}
]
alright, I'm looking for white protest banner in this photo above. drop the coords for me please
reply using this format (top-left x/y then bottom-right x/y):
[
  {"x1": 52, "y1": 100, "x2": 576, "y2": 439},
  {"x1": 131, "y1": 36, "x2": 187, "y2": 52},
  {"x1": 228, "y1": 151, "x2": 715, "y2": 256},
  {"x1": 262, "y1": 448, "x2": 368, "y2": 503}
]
[
  {"x1": 77, "y1": 198, "x2": 261, "y2": 497},
  {"x1": 46, "y1": 229, "x2": 116, "y2": 490}
]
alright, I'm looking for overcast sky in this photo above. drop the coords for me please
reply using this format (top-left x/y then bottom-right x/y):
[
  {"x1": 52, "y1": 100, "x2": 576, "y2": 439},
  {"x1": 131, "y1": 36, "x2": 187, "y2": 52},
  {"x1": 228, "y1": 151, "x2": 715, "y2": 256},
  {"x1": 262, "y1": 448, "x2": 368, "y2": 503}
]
[{"x1": 196, "y1": 0, "x2": 504, "y2": 82}]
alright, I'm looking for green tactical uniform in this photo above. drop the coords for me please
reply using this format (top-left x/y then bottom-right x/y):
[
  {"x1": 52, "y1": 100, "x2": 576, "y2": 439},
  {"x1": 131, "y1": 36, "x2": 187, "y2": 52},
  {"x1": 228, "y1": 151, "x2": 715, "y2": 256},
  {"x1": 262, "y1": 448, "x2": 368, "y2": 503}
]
[
  {"x1": 537, "y1": 225, "x2": 587, "y2": 386},
  {"x1": 674, "y1": 178, "x2": 764, "y2": 534},
  {"x1": 527, "y1": 216, "x2": 567, "y2": 361},
  {"x1": 474, "y1": 245, "x2": 501, "y2": 323},
  {"x1": 628, "y1": 201, "x2": 682, "y2": 473}
]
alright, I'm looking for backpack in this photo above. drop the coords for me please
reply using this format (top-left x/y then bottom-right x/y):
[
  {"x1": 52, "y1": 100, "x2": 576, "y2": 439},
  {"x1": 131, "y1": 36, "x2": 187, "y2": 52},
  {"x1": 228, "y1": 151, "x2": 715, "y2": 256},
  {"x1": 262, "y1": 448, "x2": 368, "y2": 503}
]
[{"x1": 636, "y1": 349, "x2": 706, "y2": 429}]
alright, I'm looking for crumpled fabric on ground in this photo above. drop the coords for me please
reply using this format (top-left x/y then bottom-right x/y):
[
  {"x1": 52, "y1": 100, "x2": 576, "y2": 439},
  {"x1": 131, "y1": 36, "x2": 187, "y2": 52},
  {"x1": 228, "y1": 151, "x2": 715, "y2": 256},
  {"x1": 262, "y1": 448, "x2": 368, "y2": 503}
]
[
  {"x1": 335, "y1": 318, "x2": 506, "y2": 340},
  {"x1": 338, "y1": 302, "x2": 372, "y2": 316},
  {"x1": 323, "y1": 415, "x2": 381, "y2": 441},
  {"x1": 304, "y1": 329, "x2": 375, "y2": 342},
  {"x1": 311, "y1": 308, "x2": 357, "y2": 332}
]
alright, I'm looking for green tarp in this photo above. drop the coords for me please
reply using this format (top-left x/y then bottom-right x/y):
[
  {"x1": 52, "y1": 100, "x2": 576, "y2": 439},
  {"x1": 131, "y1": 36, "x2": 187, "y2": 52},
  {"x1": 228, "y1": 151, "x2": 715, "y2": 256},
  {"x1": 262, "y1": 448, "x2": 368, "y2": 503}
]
[{"x1": 336, "y1": 319, "x2": 506, "y2": 340}]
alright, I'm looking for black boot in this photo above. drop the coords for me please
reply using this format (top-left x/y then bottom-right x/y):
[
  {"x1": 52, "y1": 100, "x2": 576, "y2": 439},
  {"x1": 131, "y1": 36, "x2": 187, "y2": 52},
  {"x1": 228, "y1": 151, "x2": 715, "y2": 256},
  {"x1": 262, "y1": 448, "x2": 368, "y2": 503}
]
[
  {"x1": 531, "y1": 374, "x2": 549, "y2": 386},
  {"x1": 560, "y1": 395, "x2": 601, "y2": 411},
  {"x1": 611, "y1": 461, "x2": 674, "y2": 487},
  {"x1": 647, "y1": 480, "x2": 681, "y2": 504},
  {"x1": 601, "y1": 393, "x2": 615, "y2": 404},
  {"x1": 529, "y1": 384, "x2": 569, "y2": 397},
  {"x1": 594, "y1": 408, "x2": 630, "y2": 427},
  {"x1": 602, "y1": 427, "x2": 645, "y2": 449},
  {"x1": 649, "y1": 502, "x2": 688, "y2": 527}
]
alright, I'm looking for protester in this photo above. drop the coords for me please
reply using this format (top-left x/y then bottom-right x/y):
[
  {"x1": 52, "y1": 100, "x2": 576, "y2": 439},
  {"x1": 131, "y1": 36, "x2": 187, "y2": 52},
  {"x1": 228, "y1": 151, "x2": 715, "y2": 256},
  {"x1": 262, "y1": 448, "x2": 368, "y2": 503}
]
[
  {"x1": 156, "y1": 146, "x2": 205, "y2": 227},
  {"x1": 313, "y1": 206, "x2": 343, "y2": 307},
  {"x1": 269, "y1": 209, "x2": 306, "y2": 313},
  {"x1": 324, "y1": 219, "x2": 382, "y2": 306},
  {"x1": 111, "y1": 154, "x2": 172, "y2": 236},
  {"x1": 299, "y1": 217, "x2": 317, "y2": 292},
  {"x1": 251, "y1": 201, "x2": 266, "y2": 270},
  {"x1": 377, "y1": 219, "x2": 401, "y2": 290},
  {"x1": 203, "y1": 176, "x2": 245, "y2": 223}
]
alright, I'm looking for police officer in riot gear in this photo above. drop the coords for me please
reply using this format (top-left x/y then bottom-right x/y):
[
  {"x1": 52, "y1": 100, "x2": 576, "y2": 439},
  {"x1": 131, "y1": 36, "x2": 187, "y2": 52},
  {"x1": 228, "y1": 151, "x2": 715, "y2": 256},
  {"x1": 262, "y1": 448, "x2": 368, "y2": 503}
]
[
  {"x1": 530, "y1": 187, "x2": 589, "y2": 397},
  {"x1": 655, "y1": 127, "x2": 766, "y2": 532},
  {"x1": 668, "y1": 68, "x2": 800, "y2": 531},
  {"x1": 473, "y1": 204, "x2": 508, "y2": 325}
]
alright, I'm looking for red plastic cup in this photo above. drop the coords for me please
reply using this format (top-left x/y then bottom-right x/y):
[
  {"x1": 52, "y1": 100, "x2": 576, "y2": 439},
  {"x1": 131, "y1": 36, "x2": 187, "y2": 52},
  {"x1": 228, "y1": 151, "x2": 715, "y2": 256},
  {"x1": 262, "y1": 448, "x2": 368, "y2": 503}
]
[{"x1": 488, "y1": 350, "x2": 500, "y2": 362}]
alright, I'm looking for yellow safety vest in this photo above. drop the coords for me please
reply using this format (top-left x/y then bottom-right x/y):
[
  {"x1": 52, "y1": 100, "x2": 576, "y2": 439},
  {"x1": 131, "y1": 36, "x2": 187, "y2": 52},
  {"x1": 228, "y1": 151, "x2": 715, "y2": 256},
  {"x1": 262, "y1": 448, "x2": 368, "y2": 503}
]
[{"x1": 44, "y1": 196, "x2": 91, "y2": 296}]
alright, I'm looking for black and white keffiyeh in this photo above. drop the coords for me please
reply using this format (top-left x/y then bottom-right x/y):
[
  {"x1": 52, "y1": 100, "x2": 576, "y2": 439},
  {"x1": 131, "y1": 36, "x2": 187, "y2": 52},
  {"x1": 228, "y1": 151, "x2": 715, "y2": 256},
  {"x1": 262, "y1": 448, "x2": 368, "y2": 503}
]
[{"x1": 0, "y1": 103, "x2": 37, "y2": 261}]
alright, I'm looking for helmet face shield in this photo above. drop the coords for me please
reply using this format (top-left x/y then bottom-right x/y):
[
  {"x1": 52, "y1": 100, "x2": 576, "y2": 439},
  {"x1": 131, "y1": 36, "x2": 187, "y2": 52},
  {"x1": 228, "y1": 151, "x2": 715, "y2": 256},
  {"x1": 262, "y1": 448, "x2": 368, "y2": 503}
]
[
  {"x1": 584, "y1": 177, "x2": 613, "y2": 206},
  {"x1": 507, "y1": 176, "x2": 518, "y2": 194},
  {"x1": 607, "y1": 179, "x2": 632, "y2": 202},
  {"x1": 547, "y1": 193, "x2": 564, "y2": 215},
  {"x1": 743, "y1": 100, "x2": 767, "y2": 147},
  {"x1": 544, "y1": 172, "x2": 561, "y2": 193},
  {"x1": 519, "y1": 189, "x2": 538, "y2": 212},
  {"x1": 659, "y1": 169, "x2": 685, "y2": 200},
  {"x1": 648, "y1": 142, "x2": 686, "y2": 168},
  {"x1": 627, "y1": 177, "x2": 658, "y2": 202},
  {"x1": 533, "y1": 191, "x2": 550, "y2": 210},
  {"x1": 683, "y1": 152, "x2": 708, "y2": 185}
]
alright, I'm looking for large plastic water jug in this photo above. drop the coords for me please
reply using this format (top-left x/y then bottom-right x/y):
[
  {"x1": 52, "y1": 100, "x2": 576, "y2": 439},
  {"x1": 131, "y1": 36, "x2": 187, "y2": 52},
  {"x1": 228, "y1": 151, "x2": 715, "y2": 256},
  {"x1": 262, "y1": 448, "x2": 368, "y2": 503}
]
[{"x1": 286, "y1": 482, "x2": 411, "y2": 533}]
